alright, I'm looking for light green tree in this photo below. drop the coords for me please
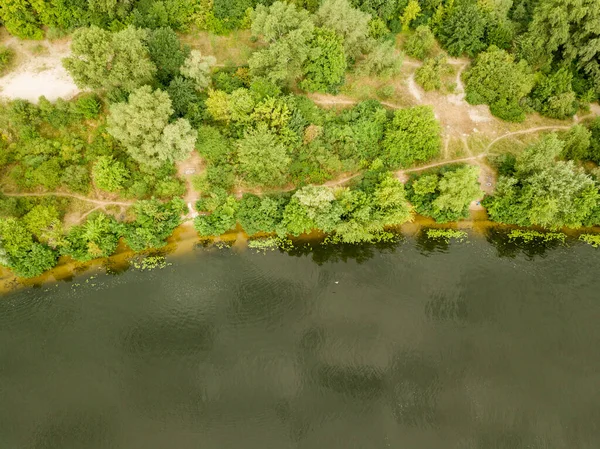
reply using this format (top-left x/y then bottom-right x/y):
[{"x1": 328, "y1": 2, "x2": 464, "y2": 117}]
[
  {"x1": 314, "y1": 0, "x2": 371, "y2": 58},
  {"x1": 400, "y1": 0, "x2": 421, "y2": 31},
  {"x1": 404, "y1": 25, "x2": 436, "y2": 60},
  {"x1": 180, "y1": 50, "x2": 216, "y2": 91},
  {"x1": 236, "y1": 124, "x2": 291, "y2": 187},
  {"x1": 300, "y1": 27, "x2": 347, "y2": 92},
  {"x1": 433, "y1": 166, "x2": 483, "y2": 214},
  {"x1": 93, "y1": 156, "x2": 130, "y2": 192},
  {"x1": 63, "y1": 26, "x2": 156, "y2": 92},
  {"x1": 107, "y1": 86, "x2": 196, "y2": 169},
  {"x1": 249, "y1": 1, "x2": 314, "y2": 85},
  {"x1": 383, "y1": 106, "x2": 441, "y2": 168},
  {"x1": 357, "y1": 40, "x2": 403, "y2": 78},
  {"x1": 415, "y1": 55, "x2": 451, "y2": 91}
]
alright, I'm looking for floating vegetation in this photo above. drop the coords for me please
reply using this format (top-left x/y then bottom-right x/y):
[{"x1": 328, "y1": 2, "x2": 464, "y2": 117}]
[
  {"x1": 425, "y1": 228, "x2": 468, "y2": 242},
  {"x1": 248, "y1": 237, "x2": 280, "y2": 253},
  {"x1": 507, "y1": 230, "x2": 565, "y2": 244},
  {"x1": 132, "y1": 255, "x2": 170, "y2": 271},
  {"x1": 579, "y1": 234, "x2": 600, "y2": 248}
]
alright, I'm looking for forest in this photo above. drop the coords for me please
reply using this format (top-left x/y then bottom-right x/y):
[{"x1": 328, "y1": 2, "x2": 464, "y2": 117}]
[{"x1": 0, "y1": 0, "x2": 599, "y2": 277}]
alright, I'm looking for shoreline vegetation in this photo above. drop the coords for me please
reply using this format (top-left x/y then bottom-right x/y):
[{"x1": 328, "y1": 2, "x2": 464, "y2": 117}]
[
  {"x1": 1, "y1": 214, "x2": 599, "y2": 295},
  {"x1": 1, "y1": 0, "x2": 600, "y2": 283}
]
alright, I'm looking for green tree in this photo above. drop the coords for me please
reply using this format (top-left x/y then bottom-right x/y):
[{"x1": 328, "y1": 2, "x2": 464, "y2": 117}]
[
  {"x1": 180, "y1": 50, "x2": 216, "y2": 91},
  {"x1": 93, "y1": 156, "x2": 130, "y2": 192},
  {"x1": 464, "y1": 46, "x2": 535, "y2": 122},
  {"x1": 485, "y1": 134, "x2": 599, "y2": 228},
  {"x1": 433, "y1": 166, "x2": 482, "y2": 216},
  {"x1": 529, "y1": 68, "x2": 577, "y2": 119},
  {"x1": 107, "y1": 86, "x2": 196, "y2": 169},
  {"x1": 249, "y1": 1, "x2": 315, "y2": 85},
  {"x1": 400, "y1": 0, "x2": 421, "y2": 30},
  {"x1": 561, "y1": 125, "x2": 591, "y2": 161},
  {"x1": 0, "y1": 217, "x2": 58, "y2": 278},
  {"x1": 123, "y1": 198, "x2": 185, "y2": 251},
  {"x1": 194, "y1": 196, "x2": 238, "y2": 236},
  {"x1": 356, "y1": 40, "x2": 403, "y2": 78},
  {"x1": 167, "y1": 76, "x2": 199, "y2": 117},
  {"x1": 23, "y1": 204, "x2": 63, "y2": 247},
  {"x1": 314, "y1": 0, "x2": 372, "y2": 59},
  {"x1": 408, "y1": 166, "x2": 482, "y2": 222},
  {"x1": 300, "y1": 27, "x2": 347, "y2": 93},
  {"x1": 524, "y1": 0, "x2": 600, "y2": 96},
  {"x1": 236, "y1": 124, "x2": 291, "y2": 187},
  {"x1": 438, "y1": 2, "x2": 487, "y2": 57},
  {"x1": 146, "y1": 27, "x2": 189, "y2": 85},
  {"x1": 404, "y1": 25, "x2": 436, "y2": 60},
  {"x1": 383, "y1": 106, "x2": 441, "y2": 168},
  {"x1": 236, "y1": 194, "x2": 285, "y2": 235},
  {"x1": 63, "y1": 26, "x2": 157, "y2": 92},
  {"x1": 61, "y1": 212, "x2": 121, "y2": 262}
]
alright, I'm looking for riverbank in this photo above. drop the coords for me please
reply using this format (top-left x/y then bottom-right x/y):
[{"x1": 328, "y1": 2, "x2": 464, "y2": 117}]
[{"x1": 2, "y1": 211, "x2": 599, "y2": 296}]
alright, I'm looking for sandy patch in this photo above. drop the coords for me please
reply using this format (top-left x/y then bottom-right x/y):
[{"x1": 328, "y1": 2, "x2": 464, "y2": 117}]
[
  {"x1": 176, "y1": 151, "x2": 205, "y2": 217},
  {"x1": 0, "y1": 37, "x2": 80, "y2": 103},
  {"x1": 407, "y1": 73, "x2": 422, "y2": 103}
]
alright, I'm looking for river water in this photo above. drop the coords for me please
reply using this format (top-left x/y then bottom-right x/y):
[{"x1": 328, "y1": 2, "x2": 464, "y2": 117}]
[{"x1": 1, "y1": 234, "x2": 600, "y2": 448}]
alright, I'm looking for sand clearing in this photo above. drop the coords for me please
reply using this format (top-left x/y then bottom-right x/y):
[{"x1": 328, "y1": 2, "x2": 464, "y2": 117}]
[{"x1": 0, "y1": 37, "x2": 80, "y2": 103}]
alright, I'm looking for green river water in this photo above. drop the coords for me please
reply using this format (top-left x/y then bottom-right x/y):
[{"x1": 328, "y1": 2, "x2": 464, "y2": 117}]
[{"x1": 1, "y1": 234, "x2": 600, "y2": 448}]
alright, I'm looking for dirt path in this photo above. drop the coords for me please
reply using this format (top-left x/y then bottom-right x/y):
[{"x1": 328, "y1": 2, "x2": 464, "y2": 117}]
[
  {"x1": 485, "y1": 125, "x2": 571, "y2": 152},
  {"x1": 2, "y1": 192, "x2": 134, "y2": 207}
]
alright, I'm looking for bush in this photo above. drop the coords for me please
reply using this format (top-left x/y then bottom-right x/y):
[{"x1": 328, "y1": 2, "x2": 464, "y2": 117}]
[
  {"x1": 415, "y1": 55, "x2": 451, "y2": 91},
  {"x1": 0, "y1": 45, "x2": 15, "y2": 74},
  {"x1": 404, "y1": 25, "x2": 435, "y2": 60},
  {"x1": 357, "y1": 40, "x2": 403, "y2": 78},
  {"x1": 93, "y1": 156, "x2": 130, "y2": 192},
  {"x1": 74, "y1": 94, "x2": 102, "y2": 119}
]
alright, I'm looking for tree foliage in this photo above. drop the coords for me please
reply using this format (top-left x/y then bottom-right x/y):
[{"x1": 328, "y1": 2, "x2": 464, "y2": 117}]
[
  {"x1": 107, "y1": 86, "x2": 196, "y2": 170},
  {"x1": 525, "y1": 0, "x2": 600, "y2": 96},
  {"x1": 300, "y1": 27, "x2": 347, "y2": 93},
  {"x1": 404, "y1": 25, "x2": 436, "y2": 60},
  {"x1": 314, "y1": 0, "x2": 372, "y2": 59},
  {"x1": 236, "y1": 124, "x2": 291, "y2": 187},
  {"x1": 180, "y1": 50, "x2": 216, "y2": 91},
  {"x1": 123, "y1": 198, "x2": 185, "y2": 251},
  {"x1": 485, "y1": 134, "x2": 599, "y2": 228},
  {"x1": 383, "y1": 106, "x2": 441, "y2": 168},
  {"x1": 63, "y1": 26, "x2": 156, "y2": 91},
  {"x1": 464, "y1": 46, "x2": 535, "y2": 122}
]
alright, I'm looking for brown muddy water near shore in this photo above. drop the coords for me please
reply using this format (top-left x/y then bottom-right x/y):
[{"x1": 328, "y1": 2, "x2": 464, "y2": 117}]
[{"x1": 1, "y1": 211, "x2": 598, "y2": 295}]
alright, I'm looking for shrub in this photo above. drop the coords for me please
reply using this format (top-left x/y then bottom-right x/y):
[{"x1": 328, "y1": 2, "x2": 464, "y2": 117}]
[{"x1": 404, "y1": 25, "x2": 435, "y2": 60}]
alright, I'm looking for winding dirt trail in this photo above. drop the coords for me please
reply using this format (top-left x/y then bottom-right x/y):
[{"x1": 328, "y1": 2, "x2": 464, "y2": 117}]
[
  {"x1": 485, "y1": 125, "x2": 571, "y2": 151},
  {"x1": 1, "y1": 191, "x2": 134, "y2": 207}
]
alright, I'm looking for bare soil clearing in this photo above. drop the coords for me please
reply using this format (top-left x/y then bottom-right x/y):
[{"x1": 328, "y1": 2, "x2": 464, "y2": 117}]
[{"x1": 0, "y1": 34, "x2": 79, "y2": 103}]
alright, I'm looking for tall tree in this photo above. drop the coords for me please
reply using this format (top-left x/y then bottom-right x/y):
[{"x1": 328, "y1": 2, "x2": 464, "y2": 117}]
[
  {"x1": 236, "y1": 123, "x2": 291, "y2": 187},
  {"x1": 314, "y1": 0, "x2": 372, "y2": 59},
  {"x1": 249, "y1": 1, "x2": 315, "y2": 85},
  {"x1": 300, "y1": 27, "x2": 347, "y2": 93},
  {"x1": 525, "y1": 0, "x2": 600, "y2": 95},
  {"x1": 464, "y1": 46, "x2": 535, "y2": 122},
  {"x1": 107, "y1": 86, "x2": 196, "y2": 169},
  {"x1": 63, "y1": 26, "x2": 156, "y2": 91}
]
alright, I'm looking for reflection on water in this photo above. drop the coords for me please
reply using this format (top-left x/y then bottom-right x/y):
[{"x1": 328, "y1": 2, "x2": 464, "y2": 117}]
[{"x1": 1, "y1": 234, "x2": 600, "y2": 448}]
